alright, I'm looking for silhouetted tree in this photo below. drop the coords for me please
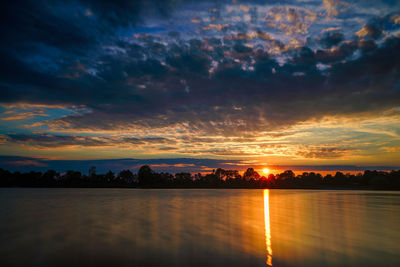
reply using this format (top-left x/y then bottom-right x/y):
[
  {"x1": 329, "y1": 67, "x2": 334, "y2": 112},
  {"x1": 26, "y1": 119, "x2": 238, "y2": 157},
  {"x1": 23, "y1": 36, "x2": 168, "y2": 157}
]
[
  {"x1": 388, "y1": 170, "x2": 400, "y2": 187},
  {"x1": 175, "y1": 172, "x2": 192, "y2": 183},
  {"x1": 105, "y1": 170, "x2": 115, "y2": 182},
  {"x1": 334, "y1": 172, "x2": 348, "y2": 185},
  {"x1": 300, "y1": 172, "x2": 322, "y2": 186},
  {"x1": 224, "y1": 170, "x2": 240, "y2": 180},
  {"x1": 203, "y1": 173, "x2": 220, "y2": 185},
  {"x1": 281, "y1": 170, "x2": 295, "y2": 180},
  {"x1": 1, "y1": 166, "x2": 399, "y2": 189},
  {"x1": 89, "y1": 166, "x2": 96, "y2": 177},
  {"x1": 118, "y1": 169, "x2": 135, "y2": 184},
  {"x1": 62, "y1": 170, "x2": 82, "y2": 185},
  {"x1": 369, "y1": 175, "x2": 390, "y2": 189},
  {"x1": 41, "y1": 170, "x2": 58, "y2": 185},
  {"x1": 158, "y1": 172, "x2": 174, "y2": 184},
  {"x1": 138, "y1": 165, "x2": 155, "y2": 185},
  {"x1": 194, "y1": 173, "x2": 203, "y2": 181},
  {"x1": 243, "y1": 168, "x2": 260, "y2": 180}
]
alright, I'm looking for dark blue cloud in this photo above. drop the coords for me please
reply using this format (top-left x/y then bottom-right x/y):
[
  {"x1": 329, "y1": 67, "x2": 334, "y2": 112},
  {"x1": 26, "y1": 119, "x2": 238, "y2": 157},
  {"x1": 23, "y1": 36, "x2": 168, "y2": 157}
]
[
  {"x1": 0, "y1": 156, "x2": 398, "y2": 174},
  {"x1": 319, "y1": 32, "x2": 344, "y2": 48},
  {"x1": 0, "y1": 156, "x2": 243, "y2": 174},
  {"x1": 3, "y1": 34, "x2": 398, "y2": 135}
]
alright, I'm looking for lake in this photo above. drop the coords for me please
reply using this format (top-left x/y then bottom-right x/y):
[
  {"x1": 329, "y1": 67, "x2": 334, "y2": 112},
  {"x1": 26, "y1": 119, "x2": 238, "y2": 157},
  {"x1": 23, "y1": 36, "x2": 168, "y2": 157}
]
[{"x1": 0, "y1": 189, "x2": 399, "y2": 266}]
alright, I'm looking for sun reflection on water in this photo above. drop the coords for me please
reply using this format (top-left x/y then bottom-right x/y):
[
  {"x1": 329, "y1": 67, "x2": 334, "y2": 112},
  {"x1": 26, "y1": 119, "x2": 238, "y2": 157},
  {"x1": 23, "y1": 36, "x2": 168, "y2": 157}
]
[{"x1": 264, "y1": 189, "x2": 273, "y2": 266}]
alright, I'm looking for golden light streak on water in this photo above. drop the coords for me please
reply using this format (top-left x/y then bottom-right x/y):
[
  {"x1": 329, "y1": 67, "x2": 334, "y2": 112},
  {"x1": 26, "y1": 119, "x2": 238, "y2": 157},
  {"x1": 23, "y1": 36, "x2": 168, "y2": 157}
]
[{"x1": 264, "y1": 189, "x2": 273, "y2": 266}]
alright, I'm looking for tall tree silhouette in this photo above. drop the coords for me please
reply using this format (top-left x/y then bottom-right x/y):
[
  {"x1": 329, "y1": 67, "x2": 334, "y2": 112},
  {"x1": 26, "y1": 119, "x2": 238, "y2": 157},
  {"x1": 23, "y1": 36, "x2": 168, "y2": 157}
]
[{"x1": 138, "y1": 165, "x2": 154, "y2": 185}]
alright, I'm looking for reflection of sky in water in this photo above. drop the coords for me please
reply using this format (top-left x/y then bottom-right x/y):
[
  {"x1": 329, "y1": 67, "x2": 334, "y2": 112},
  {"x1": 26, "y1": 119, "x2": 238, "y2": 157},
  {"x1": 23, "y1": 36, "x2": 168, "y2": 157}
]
[{"x1": 0, "y1": 189, "x2": 400, "y2": 266}]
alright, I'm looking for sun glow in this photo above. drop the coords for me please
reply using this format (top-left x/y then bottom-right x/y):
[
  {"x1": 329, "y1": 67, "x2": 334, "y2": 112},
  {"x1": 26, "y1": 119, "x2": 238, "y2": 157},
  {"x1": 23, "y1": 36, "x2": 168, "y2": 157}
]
[{"x1": 263, "y1": 168, "x2": 270, "y2": 174}]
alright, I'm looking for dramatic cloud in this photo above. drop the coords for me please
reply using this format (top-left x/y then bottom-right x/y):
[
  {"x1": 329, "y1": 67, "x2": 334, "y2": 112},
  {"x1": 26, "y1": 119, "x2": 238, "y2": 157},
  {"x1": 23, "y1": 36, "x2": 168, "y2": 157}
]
[
  {"x1": 0, "y1": 0, "x2": 400, "y2": 169},
  {"x1": 319, "y1": 31, "x2": 344, "y2": 48},
  {"x1": 296, "y1": 146, "x2": 349, "y2": 159}
]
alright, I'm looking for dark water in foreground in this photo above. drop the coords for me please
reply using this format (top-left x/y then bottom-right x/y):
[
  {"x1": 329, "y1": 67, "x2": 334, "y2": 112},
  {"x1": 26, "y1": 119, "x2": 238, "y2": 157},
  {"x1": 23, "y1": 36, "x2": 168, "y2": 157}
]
[{"x1": 0, "y1": 189, "x2": 399, "y2": 267}]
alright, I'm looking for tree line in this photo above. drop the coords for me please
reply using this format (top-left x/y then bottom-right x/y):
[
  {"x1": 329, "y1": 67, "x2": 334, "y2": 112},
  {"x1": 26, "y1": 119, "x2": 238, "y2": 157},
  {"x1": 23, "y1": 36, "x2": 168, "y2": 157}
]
[{"x1": 0, "y1": 165, "x2": 400, "y2": 189}]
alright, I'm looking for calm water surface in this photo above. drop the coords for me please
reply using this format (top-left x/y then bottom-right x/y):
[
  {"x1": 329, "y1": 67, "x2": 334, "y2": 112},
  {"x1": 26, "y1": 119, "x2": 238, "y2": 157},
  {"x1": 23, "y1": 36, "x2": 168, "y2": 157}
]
[{"x1": 0, "y1": 189, "x2": 399, "y2": 266}]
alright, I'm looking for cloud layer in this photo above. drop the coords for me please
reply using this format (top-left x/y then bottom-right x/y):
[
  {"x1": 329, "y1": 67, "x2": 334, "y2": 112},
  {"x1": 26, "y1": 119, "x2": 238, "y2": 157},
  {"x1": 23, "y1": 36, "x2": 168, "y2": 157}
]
[
  {"x1": 0, "y1": 156, "x2": 398, "y2": 174},
  {"x1": 1, "y1": 0, "x2": 400, "y2": 167}
]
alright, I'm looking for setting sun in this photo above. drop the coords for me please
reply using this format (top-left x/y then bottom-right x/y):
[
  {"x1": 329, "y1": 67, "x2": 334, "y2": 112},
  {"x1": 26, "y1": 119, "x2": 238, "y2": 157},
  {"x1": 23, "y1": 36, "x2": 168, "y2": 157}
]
[{"x1": 263, "y1": 168, "x2": 270, "y2": 174}]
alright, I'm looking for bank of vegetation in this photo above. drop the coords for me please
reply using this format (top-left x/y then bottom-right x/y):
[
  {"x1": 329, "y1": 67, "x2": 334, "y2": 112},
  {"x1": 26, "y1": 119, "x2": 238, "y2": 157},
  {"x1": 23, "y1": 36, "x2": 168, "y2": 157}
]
[{"x1": 1, "y1": 165, "x2": 400, "y2": 190}]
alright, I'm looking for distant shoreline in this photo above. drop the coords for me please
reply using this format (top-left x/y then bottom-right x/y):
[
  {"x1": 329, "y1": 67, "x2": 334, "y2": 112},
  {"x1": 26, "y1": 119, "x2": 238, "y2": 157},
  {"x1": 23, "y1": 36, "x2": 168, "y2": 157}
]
[{"x1": 2, "y1": 166, "x2": 400, "y2": 190}]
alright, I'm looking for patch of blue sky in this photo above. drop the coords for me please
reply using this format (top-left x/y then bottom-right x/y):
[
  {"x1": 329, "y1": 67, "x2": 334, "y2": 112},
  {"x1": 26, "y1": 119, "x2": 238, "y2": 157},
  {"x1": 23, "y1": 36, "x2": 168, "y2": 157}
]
[
  {"x1": 45, "y1": 108, "x2": 75, "y2": 120},
  {"x1": 0, "y1": 107, "x2": 74, "y2": 134},
  {"x1": 0, "y1": 105, "x2": 7, "y2": 114},
  {"x1": 0, "y1": 121, "x2": 33, "y2": 135}
]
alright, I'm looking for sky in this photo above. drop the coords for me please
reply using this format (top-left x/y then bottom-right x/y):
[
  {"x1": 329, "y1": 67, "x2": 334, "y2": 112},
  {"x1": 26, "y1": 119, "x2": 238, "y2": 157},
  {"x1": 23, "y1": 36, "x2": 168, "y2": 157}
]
[{"x1": 0, "y1": 0, "x2": 400, "y2": 174}]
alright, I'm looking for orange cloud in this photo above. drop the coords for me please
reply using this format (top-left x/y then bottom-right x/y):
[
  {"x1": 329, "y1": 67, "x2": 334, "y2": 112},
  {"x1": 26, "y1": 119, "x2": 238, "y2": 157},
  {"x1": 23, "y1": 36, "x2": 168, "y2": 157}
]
[{"x1": 239, "y1": 5, "x2": 249, "y2": 12}]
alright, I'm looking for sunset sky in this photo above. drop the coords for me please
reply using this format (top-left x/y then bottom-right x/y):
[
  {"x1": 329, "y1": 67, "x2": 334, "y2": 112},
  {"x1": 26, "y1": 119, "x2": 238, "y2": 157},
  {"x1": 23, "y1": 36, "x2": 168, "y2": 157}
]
[{"x1": 1, "y1": 0, "x2": 400, "y2": 173}]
